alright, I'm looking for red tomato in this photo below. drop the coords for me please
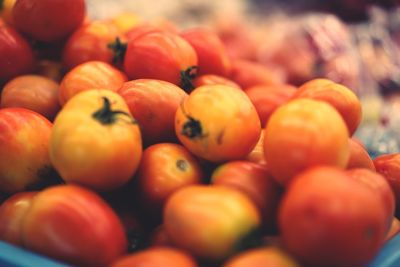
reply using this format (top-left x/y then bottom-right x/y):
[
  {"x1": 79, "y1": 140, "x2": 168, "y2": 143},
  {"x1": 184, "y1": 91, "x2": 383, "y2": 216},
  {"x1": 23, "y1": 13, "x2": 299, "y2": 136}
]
[
  {"x1": 0, "y1": 191, "x2": 37, "y2": 246},
  {"x1": 123, "y1": 31, "x2": 197, "y2": 89},
  {"x1": 12, "y1": 0, "x2": 86, "y2": 42},
  {"x1": 0, "y1": 108, "x2": 52, "y2": 193},
  {"x1": 279, "y1": 166, "x2": 387, "y2": 267},
  {"x1": 181, "y1": 28, "x2": 231, "y2": 77},
  {"x1": 347, "y1": 138, "x2": 375, "y2": 171},
  {"x1": 62, "y1": 21, "x2": 122, "y2": 70},
  {"x1": 0, "y1": 25, "x2": 35, "y2": 83},
  {"x1": 118, "y1": 79, "x2": 187, "y2": 146},
  {"x1": 58, "y1": 61, "x2": 127, "y2": 106},
  {"x1": 125, "y1": 23, "x2": 168, "y2": 41},
  {"x1": 1, "y1": 75, "x2": 60, "y2": 121},
  {"x1": 22, "y1": 185, "x2": 127, "y2": 266},
  {"x1": 192, "y1": 74, "x2": 241, "y2": 89}
]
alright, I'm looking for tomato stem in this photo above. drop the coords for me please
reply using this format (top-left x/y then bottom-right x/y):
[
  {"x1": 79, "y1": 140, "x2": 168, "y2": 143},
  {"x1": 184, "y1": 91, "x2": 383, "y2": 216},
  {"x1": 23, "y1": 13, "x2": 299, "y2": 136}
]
[
  {"x1": 180, "y1": 66, "x2": 199, "y2": 92},
  {"x1": 92, "y1": 97, "x2": 136, "y2": 125},
  {"x1": 108, "y1": 37, "x2": 128, "y2": 64}
]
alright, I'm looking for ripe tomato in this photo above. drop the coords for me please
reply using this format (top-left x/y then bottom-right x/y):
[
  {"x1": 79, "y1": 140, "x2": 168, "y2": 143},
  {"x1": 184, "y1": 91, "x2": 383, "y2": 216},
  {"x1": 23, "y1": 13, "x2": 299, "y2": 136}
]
[
  {"x1": 118, "y1": 79, "x2": 187, "y2": 146},
  {"x1": 347, "y1": 138, "x2": 375, "y2": 171},
  {"x1": 246, "y1": 131, "x2": 267, "y2": 166},
  {"x1": 12, "y1": 0, "x2": 86, "y2": 42},
  {"x1": 111, "y1": 247, "x2": 197, "y2": 267},
  {"x1": 50, "y1": 90, "x2": 142, "y2": 191},
  {"x1": 386, "y1": 217, "x2": 400, "y2": 241},
  {"x1": 1, "y1": 75, "x2": 60, "y2": 121},
  {"x1": 58, "y1": 61, "x2": 127, "y2": 106},
  {"x1": 22, "y1": 185, "x2": 127, "y2": 266},
  {"x1": 123, "y1": 31, "x2": 197, "y2": 89},
  {"x1": 0, "y1": 191, "x2": 37, "y2": 246},
  {"x1": 279, "y1": 166, "x2": 387, "y2": 267},
  {"x1": 164, "y1": 185, "x2": 260, "y2": 260},
  {"x1": 62, "y1": 21, "x2": 122, "y2": 70},
  {"x1": 181, "y1": 28, "x2": 231, "y2": 77},
  {"x1": 0, "y1": 25, "x2": 35, "y2": 83},
  {"x1": 0, "y1": 108, "x2": 52, "y2": 193},
  {"x1": 211, "y1": 161, "x2": 281, "y2": 231},
  {"x1": 35, "y1": 60, "x2": 64, "y2": 82},
  {"x1": 136, "y1": 143, "x2": 203, "y2": 218},
  {"x1": 192, "y1": 74, "x2": 241, "y2": 89},
  {"x1": 245, "y1": 84, "x2": 297, "y2": 127},
  {"x1": 175, "y1": 85, "x2": 261, "y2": 162},
  {"x1": 293, "y1": 78, "x2": 362, "y2": 135},
  {"x1": 0, "y1": 0, "x2": 16, "y2": 25},
  {"x1": 110, "y1": 12, "x2": 141, "y2": 34},
  {"x1": 264, "y1": 98, "x2": 350, "y2": 185}
]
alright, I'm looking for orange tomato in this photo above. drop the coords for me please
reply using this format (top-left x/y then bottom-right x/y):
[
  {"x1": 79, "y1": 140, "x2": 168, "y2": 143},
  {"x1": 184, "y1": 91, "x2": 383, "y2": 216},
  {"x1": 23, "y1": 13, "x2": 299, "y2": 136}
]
[
  {"x1": 246, "y1": 131, "x2": 267, "y2": 166},
  {"x1": 264, "y1": 98, "x2": 349, "y2": 185},
  {"x1": 347, "y1": 138, "x2": 375, "y2": 171},
  {"x1": 192, "y1": 74, "x2": 241, "y2": 89},
  {"x1": 385, "y1": 217, "x2": 400, "y2": 241},
  {"x1": 374, "y1": 154, "x2": 400, "y2": 210},
  {"x1": 110, "y1": 12, "x2": 141, "y2": 34},
  {"x1": 1, "y1": 75, "x2": 60, "y2": 121},
  {"x1": 0, "y1": 0, "x2": 16, "y2": 25},
  {"x1": 58, "y1": 61, "x2": 127, "y2": 106},
  {"x1": 175, "y1": 85, "x2": 261, "y2": 162}
]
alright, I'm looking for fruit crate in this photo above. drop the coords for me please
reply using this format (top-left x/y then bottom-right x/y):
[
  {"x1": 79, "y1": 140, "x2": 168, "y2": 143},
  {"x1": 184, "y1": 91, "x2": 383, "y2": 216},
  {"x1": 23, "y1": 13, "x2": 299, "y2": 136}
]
[{"x1": 0, "y1": 234, "x2": 399, "y2": 267}]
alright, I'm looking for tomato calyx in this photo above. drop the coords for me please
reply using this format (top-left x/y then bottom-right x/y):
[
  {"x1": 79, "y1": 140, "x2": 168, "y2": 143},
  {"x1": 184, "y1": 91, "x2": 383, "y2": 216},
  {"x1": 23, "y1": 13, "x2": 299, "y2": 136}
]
[
  {"x1": 92, "y1": 97, "x2": 136, "y2": 125},
  {"x1": 180, "y1": 66, "x2": 198, "y2": 92},
  {"x1": 176, "y1": 159, "x2": 188, "y2": 171},
  {"x1": 108, "y1": 37, "x2": 127, "y2": 64}
]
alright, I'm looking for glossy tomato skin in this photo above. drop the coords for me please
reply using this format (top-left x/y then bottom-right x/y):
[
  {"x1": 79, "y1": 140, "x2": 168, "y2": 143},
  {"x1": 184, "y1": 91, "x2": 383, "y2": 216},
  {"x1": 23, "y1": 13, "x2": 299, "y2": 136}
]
[
  {"x1": 50, "y1": 90, "x2": 142, "y2": 191},
  {"x1": 192, "y1": 74, "x2": 241, "y2": 89},
  {"x1": 0, "y1": 26, "x2": 35, "y2": 83},
  {"x1": 58, "y1": 61, "x2": 127, "y2": 106},
  {"x1": 111, "y1": 247, "x2": 197, "y2": 267},
  {"x1": 0, "y1": 191, "x2": 37, "y2": 246},
  {"x1": 22, "y1": 185, "x2": 127, "y2": 267},
  {"x1": 0, "y1": 108, "x2": 52, "y2": 193},
  {"x1": 12, "y1": 0, "x2": 86, "y2": 42},
  {"x1": 123, "y1": 31, "x2": 197, "y2": 86},
  {"x1": 346, "y1": 138, "x2": 375, "y2": 171},
  {"x1": 175, "y1": 85, "x2": 261, "y2": 162},
  {"x1": 181, "y1": 28, "x2": 231, "y2": 77},
  {"x1": 118, "y1": 79, "x2": 187, "y2": 146},
  {"x1": 1, "y1": 75, "x2": 60, "y2": 121},
  {"x1": 164, "y1": 185, "x2": 261, "y2": 260},
  {"x1": 62, "y1": 21, "x2": 122, "y2": 70}
]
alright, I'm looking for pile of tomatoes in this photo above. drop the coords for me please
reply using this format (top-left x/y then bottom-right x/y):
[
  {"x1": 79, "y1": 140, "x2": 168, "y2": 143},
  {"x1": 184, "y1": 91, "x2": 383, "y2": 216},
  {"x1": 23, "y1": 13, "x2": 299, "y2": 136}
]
[{"x1": 1, "y1": 1, "x2": 400, "y2": 266}]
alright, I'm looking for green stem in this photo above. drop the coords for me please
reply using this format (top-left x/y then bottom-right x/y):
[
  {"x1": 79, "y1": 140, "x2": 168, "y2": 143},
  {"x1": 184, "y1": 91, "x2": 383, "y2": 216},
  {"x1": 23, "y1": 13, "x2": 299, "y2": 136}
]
[
  {"x1": 92, "y1": 97, "x2": 136, "y2": 125},
  {"x1": 180, "y1": 66, "x2": 199, "y2": 92},
  {"x1": 108, "y1": 37, "x2": 128, "y2": 64}
]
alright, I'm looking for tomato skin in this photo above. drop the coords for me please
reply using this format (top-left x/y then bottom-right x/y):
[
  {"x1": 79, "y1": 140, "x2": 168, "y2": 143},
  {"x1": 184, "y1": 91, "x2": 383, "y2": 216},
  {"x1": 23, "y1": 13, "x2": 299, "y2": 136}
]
[
  {"x1": 12, "y1": 0, "x2": 86, "y2": 42},
  {"x1": 22, "y1": 185, "x2": 127, "y2": 267},
  {"x1": 279, "y1": 167, "x2": 387, "y2": 267},
  {"x1": 181, "y1": 28, "x2": 231, "y2": 77},
  {"x1": 50, "y1": 90, "x2": 142, "y2": 191},
  {"x1": 62, "y1": 21, "x2": 122, "y2": 70},
  {"x1": 1, "y1": 75, "x2": 60, "y2": 121},
  {"x1": 111, "y1": 247, "x2": 197, "y2": 267},
  {"x1": 0, "y1": 26, "x2": 35, "y2": 83},
  {"x1": 0, "y1": 191, "x2": 37, "y2": 246},
  {"x1": 59, "y1": 61, "x2": 127, "y2": 106},
  {"x1": 164, "y1": 185, "x2": 260, "y2": 260},
  {"x1": 0, "y1": 108, "x2": 52, "y2": 193},
  {"x1": 346, "y1": 138, "x2": 375, "y2": 171},
  {"x1": 193, "y1": 74, "x2": 241, "y2": 89},
  {"x1": 175, "y1": 85, "x2": 261, "y2": 162},
  {"x1": 123, "y1": 31, "x2": 197, "y2": 86},
  {"x1": 0, "y1": 0, "x2": 16, "y2": 25},
  {"x1": 118, "y1": 79, "x2": 187, "y2": 146}
]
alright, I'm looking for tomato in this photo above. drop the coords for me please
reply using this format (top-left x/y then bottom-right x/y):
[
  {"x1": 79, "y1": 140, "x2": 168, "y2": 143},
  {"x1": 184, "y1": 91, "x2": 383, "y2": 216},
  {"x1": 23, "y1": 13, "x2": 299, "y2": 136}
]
[
  {"x1": 1, "y1": 75, "x2": 60, "y2": 121},
  {"x1": 12, "y1": 0, "x2": 86, "y2": 42},
  {"x1": 264, "y1": 98, "x2": 350, "y2": 185},
  {"x1": 35, "y1": 60, "x2": 64, "y2": 82},
  {"x1": 211, "y1": 161, "x2": 282, "y2": 231},
  {"x1": 0, "y1": 191, "x2": 37, "y2": 246},
  {"x1": 110, "y1": 12, "x2": 141, "y2": 34},
  {"x1": 246, "y1": 131, "x2": 267, "y2": 166},
  {"x1": 58, "y1": 61, "x2": 127, "y2": 106},
  {"x1": 181, "y1": 28, "x2": 231, "y2": 77},
  {"x1": 123, "y1": 31, "x2": 197, "y2": 89},
  {"x1": 125, "y1": 23, "x2": 166, "y2": 41},
  {"x1": 0, "y1": 25, "x2": 35, "y2": 84},
  {"x1": 385, "y1": 217, "x2": 400, "y2": 241},
  {"x1": 22, "y1": 185, "x2": 127, "y2": 266},
  {"x1": 347, "y1": 138, "x2": 375, "y2": 171},
  {"x1": 279, "y1": 166, "x2": 387, "y2": 267},
  {"x1": 175, "y1": 85, "x2": 261, "y2": 162},
  {"x1": 118, "y1": 79, "x2": 187, "y2": 146},
  {"x1": 0, "y1": 108, "x2": 52, "y2": 193},
  {"x1": 164, "y1": 185, "x2": 260, "y2": 260},
  {"x1": 293, "y1": 78, "x2": 362, "y2": 135},
  {"x1": 0, "y1": 0, "x2": 16, "y2": 25},
  {"x1": 136, "y1": 143, "x2": 203, "y2": 219},
  {"x1": 245, "y1": 84, "x2": 297, "y2": 128},
  {"x1": 50, "y1": 90, "x2": 142, "y2": 191},
  {"x1": 111, "y1": 247, "x2": 197, "y2": 267},
  {"x1": 222, "y1": 247, "x2": 300, "y2": 267},
  {"x1": 192, "y1": 74, "x2": 241, "y2": 89},
  {"x1": 62, "y1": 21, "x2": 122, "y2": 70}
]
